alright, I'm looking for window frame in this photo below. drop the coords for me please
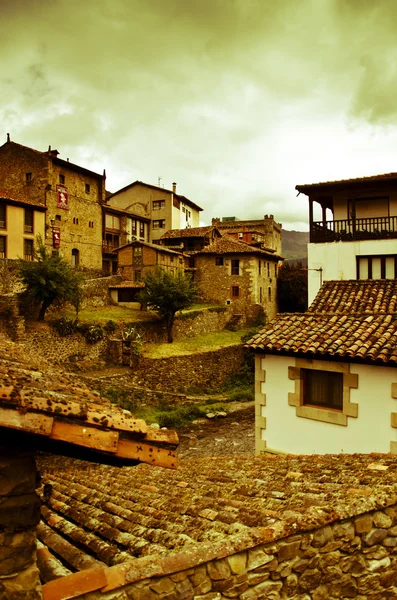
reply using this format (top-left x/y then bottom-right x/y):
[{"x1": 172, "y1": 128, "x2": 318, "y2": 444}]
[
  {"x1": 0, "y1": 236, "x2": 6, "y2": 258},
  {"x1": 231, "y1": 285, "x2": 240, "y2": 298},
  {"x1": 0, "y1": 204, "x2": 6, "y2": 230},
  {"x1": 24, "y1": 239, "x2": 34, "y2": 261},
  {"x1": 288, "y1": 359, "x2": 358, "y2": 427},
  {"x1": 153, "y1": 200, "x2": 165, "y2": 210},
  {"x1": 153, "y1": 220, "x2": 165, "y2": 230},
  {"x1": 215, "y1": 256, "x2": 224, "y2": 266},
  {"x1": 24, "y1": 208, "x2": 34, "y2": 234},
  {"x1": 231, "y1": 259, "x2": 240, "y2": 275}
]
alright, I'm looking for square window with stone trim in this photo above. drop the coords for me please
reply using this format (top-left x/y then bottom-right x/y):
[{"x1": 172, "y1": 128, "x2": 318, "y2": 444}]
[
  {"x1": 153, "y1": 220, "x2": 165, "y2": 229},
  {"x1": 302, "y1": 369, "x2": 343, "y2": 411}
]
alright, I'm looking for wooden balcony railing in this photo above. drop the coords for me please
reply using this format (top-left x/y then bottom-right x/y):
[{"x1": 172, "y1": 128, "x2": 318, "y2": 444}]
[{"x1": 311, "y1": 216, "x2": 397, "y2": 243}]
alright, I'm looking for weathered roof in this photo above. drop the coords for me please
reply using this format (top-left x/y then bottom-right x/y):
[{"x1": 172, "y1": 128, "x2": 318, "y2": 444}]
[
  {"x1": 160, "y1": 225, "x2": 218, "y2": 239},
  {"x1": 108, "y1": 181, "x2": 203, "y2": 212},
  {"x1": 0, "y1": 188, "x2": 47, "y2": 210},
  {"x1": 108, "y1": 281, "x2": 145, "y2": 289},
  {"x1": 115, "y1": 239, "x2": 185, "y2": 256},
  {"x1": 192, "y1": 236, "x2": 282, "y2": 259},
  {"x1": 102, "y1": 204, "x2": 151, "y2": 222},
  {"x1": 0, "y1": 335, "x2": 177, "y2": 468},
  {"x1": 296, "y1": 172, "x2": 397, "y2": 193},
  {"x1": 246, "y1": 280, "x2": 397, "y2": 364},
  {"x1": 38, "y1": 452, "x2": 397, "y2": 596}
]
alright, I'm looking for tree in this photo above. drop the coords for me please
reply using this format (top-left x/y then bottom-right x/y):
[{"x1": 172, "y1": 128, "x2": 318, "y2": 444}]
[
  {"x1": 18, "y1": 236, "x2": 83, "y2": 321},
  {"x1": 277, "y1": 262, "x2": 308, "y2": 313},
  {"x1": 139, "y1": 268, "x2": 198, "y2": 343}
]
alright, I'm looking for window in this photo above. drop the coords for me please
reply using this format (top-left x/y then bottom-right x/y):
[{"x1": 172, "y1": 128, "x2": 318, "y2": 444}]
[
  {"x1": 59, "y1": 174, "x2": 65, "y2": 184},
  {"x1": 231, "y1": 259, "x2": 240, "y2": 275},
  {"x1": 26, "y1": 172, "x2": 32, "y2": 183},
  {"x1": 105, "y1": 214, "x2": 120, "y2": 230},
  {"x1": 260, "y1": 287, "x2": 263, "y2": 303},
  {"x1": 153, "y1": 220, "x2": 165, "y2": 229},
  {"x1": 0, "y1": 236, "x2": 6, "y2": 258},
  {"x1": 118, "y1": 289, "x2": 138, "y2": 302},
  {"x1": 258, "y1": 260, "x2": 261, "y2": 275},
  {"x1": 267, "y1": 262, "x2": 270, "y2": 277},
  {"x1": 131, "y1": 220, "x2": 137, "y2": 235},
  {"x1": 24, "y1": 239, "x2": 34, "y2": 261},
  {"x1": 231, "y1": 285, "x2": 240, "y2": 297},
  {"x1": 55, "y1": 214, "x2": 61, "y2": 221},
  {"x1": 133, "y1": 246, "x2": 143, "y2": 265},
  {"x1": 73, "y1": 217, "x2": 79, "y2": 225},
  {"x1": 182, "y1": 207, "x2": 186, "y2": 213},
  {"x1": 88, "y1": 221, "x2": 94, "y2": 228},
  {"x1": 275, "y1": 263, "x2": 277, "y2": 277},
  {"x1": 215, "y1": 256, "x2": 224, "y2": 266},
  {"x1": 238, "y1": 232, "x2": 243, "y2": 238},
  {"x1": 0, "y1": 204, "x2": 5, "y2": 229},
  {"x1": 302, "y1": 369, "x2": 343, "y2": 411},
  {"x1": 24, "y1": 209, "x2": 34, "y2": 233},
  {"x1": 85, "y1": 183, "x2": 90, "y2": 194},
  {"x1": 288, "y1": 359, "x2": 358, "y2": 426},
  {"x1": 153, "y1": 200, "x2": 165, "y2": 210},
  {"x1": 71, "y1": 249, "x2": 80, "y2": 266},
  {"x1": 356, "y1": 254, "x2": 397, "y2": 280},
  {"x1": 140, "y1": 222, "x2": 145, "y2": 237},
  {"x1": 268, "y1": 287, "x2": 271, "y2": 301},
  {"x1": 134, "y1": 270, "x2": 142, "y2": 282}
]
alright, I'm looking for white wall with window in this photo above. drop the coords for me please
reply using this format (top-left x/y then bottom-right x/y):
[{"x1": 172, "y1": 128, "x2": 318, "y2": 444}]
[
  {"x1": 256, "y1": 354, "x2": 397, "y2": 455},
  {"x1": 308, "y1": 238, "x2": 397, "y2": 304}
]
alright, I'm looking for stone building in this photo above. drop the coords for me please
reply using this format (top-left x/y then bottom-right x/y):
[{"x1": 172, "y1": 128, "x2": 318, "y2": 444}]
[
  {"x1": 192, "y1": 236, "x2": 281, "y2": 323},
  {"x1": 0, "y1": 136, "x2": 106, "y2": 269},
  {"x1": 0, "y1": 189, "x2": 46, "y2": 260},
  {"x1": 106, "y1": 181, "x2": 203, "y2": 243},
  {"x1": 212, "y1": 214, "x2": 283, "y2": 256}
]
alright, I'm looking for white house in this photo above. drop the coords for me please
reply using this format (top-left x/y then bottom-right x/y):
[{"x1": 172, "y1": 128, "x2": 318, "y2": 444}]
[
  {"x1": 296, "y1": 173, "x2": 397, "y2": 304},
  {"x1": 246, "y1": 279, "x2": 397, "y2": 456}
]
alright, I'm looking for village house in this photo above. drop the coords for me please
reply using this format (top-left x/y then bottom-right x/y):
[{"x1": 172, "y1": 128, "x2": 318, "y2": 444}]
[
  {"x1": 0, "y1": 135, "x2": 106, "y2": 270},
  {"x1": 296, "y1": 172, "x2": 397, "y2": 303},
  {"x1": 109, "y1": 240, "x2": 187, "y2": 307},
  {"x1": 102, "y1": 205, "x2": 150, "y2": 275},
  {"x1": 212, "y1": 214, "x2": 283, "y2": 255},
  {"x1": 192, "y1": 236, "x2": 282, "y2": 323},
  {"x1": 106, "y1": 181, "x2": 203, "y2": 243},
  {"x1": 0, "y1": 189, "x2": 46, "y2": 261},
  {"x1": 247, "y1": 279, "x2": 397, "y2": 456}
]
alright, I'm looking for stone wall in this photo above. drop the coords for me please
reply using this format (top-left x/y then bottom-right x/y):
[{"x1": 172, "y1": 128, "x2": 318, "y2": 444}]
[
  {"x1": 55, "y1": 501, "x2": 397, "y2": 600},
  {"x1": 0, "y1": 293, "x2": 25, "y2": 341},
  {"x1": 128, "y1": 345, "x2": 245, "y2": 392},
  {"x1": 81, "y1": 275, "x2": 121, "y2": 308},
  {"x1": 0, "y1": 450, "x2": 42, "y2": 600}
]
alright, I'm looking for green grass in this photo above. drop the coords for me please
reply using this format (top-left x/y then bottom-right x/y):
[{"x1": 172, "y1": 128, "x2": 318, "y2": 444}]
[
  {"x1": 56, "y1": 305, "x2": 159, "y2": 324},
  {"x1": 143, "y1": 329, "x2": 251, "y2": 358}
]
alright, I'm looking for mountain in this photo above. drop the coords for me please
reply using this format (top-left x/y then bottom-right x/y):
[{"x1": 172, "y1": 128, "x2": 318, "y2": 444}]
[{"x1": 282, "y1": 229, "x2": 309, "y2": 264}]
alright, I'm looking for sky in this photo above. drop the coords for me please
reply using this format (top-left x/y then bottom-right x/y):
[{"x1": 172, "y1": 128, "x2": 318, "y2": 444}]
[{"x1": 2, "y1": 0, "x2": 397, "y2": 231}]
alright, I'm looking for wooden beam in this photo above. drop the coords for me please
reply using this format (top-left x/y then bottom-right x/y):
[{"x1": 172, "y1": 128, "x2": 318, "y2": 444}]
[
  {"x1": 116, "y1": 438, "x2": 177, "y2": 469},
  {"x1": 0, "y1": 406, "x2": 53, "y2": 436},
  {"x1": 51, "y1": 422, "x2": 119, "y2": 453}
]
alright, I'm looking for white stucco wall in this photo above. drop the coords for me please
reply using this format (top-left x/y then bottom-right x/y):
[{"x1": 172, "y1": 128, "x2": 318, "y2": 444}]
[
  {"x1": 307, "y1": 238, "x2": 397, "y2": 304},
  {"x1": 257, "y1": 354, "x2": 397, "y2": 455}
]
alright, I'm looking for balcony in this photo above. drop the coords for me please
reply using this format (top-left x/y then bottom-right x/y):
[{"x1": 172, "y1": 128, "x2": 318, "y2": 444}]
[{"x1": 310, "y1": 216, "x2": 397, "y2": 243}]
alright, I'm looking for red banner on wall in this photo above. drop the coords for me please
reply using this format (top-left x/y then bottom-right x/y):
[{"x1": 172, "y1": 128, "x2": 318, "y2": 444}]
[
  {"x1": 53, "y1": 228, "x2": 60, "y2": 247},
  {"x1": 56, "y1": 185, "x2": 69, "y2": 210}
]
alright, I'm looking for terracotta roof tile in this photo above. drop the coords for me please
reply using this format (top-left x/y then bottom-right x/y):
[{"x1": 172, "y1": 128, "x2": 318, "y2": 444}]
[
  {"x1": 160, "y1": 226, "x2": 217, "y2": 239},
  {"x1": 0, "y1": 188, "x2": 47, "y2": 209},
  {"x1": 192, "y1": 236, "x2": 282, "y2": 259},
  {"x1": 38, "y1": 452, "x2": 397, "y2": 595},
  {"x1": 246, "y1": 280, "x2": 397, "y2": 364}
]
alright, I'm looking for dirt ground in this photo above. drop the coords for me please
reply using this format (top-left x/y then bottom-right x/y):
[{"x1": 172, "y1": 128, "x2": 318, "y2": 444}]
[{"x1": 177, "y1": 403, "x2": 255, "y2": 459}]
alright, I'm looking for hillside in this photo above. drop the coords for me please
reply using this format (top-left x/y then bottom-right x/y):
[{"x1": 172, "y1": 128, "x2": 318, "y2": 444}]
[{"x1": 282, "y1": 229, "x2": 309, "y2": 263}]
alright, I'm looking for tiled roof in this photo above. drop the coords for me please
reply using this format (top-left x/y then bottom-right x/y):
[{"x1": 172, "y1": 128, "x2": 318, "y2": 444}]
[
  {"x1": 193, "y1": 236, "x2": 282, "y2": 259},
  {"x1": 108, "y1": 281, "x2": 145, "y2": 289},
  {"x1": 246, "y1": 280, "x2": 397, "y2": 364},
  {"x1": 160, "y1": 226, "x2": 217, "y2": 239},
  {"x1": 0, "y1": 335, "x2": 177, "y2": 468},
  {"x1": 0, "y1": 188, "x2": 47, "y2": 209},
  {"x1": 115, "y1": 240, "x2": 185, "y2": 255},
  {"x1": 296, "y1": 172, "x2": 397, "y2": 193},
  {"x1": 38, "y1": 452, "x2": 397, "y2": 594}
]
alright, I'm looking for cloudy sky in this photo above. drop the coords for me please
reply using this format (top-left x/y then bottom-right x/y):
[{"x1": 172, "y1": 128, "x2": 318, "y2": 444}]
[{"x1": 2, "y1": 0, "x2": 397, "y2": 230}]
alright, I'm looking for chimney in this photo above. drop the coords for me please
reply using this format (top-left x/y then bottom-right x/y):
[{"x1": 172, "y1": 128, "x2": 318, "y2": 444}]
[
  {"x1": 172, "y1": 182, "x2": 177, "y2": 193},
  {"x1": 6, "y1": 133, "x2": 10, "y2": 143}
]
